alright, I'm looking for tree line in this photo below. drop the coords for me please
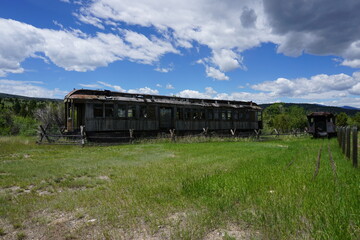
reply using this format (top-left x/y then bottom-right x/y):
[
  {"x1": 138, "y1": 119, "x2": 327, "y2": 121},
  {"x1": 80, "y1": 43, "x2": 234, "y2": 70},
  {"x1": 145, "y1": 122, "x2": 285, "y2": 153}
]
[
  {"x1": 262, "y1": 103, "x2": 360, "y2": 133},
  {"x1": 0, "y1": 98, "x2": 63, "y2": 136},
  {"x1": 0, "y1": 98, "x2": 359, "y2": 136}
]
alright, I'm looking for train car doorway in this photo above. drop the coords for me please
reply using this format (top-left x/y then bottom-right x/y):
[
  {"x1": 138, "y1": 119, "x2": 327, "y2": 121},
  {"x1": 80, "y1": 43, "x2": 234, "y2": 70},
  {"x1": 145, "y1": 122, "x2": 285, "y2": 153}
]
[
  {"x1": 159, "y1": 107, "x2": 173, "y2": 130},
  {"x1": 66, "y1": 102, "x2": 85, "y2": 132}
]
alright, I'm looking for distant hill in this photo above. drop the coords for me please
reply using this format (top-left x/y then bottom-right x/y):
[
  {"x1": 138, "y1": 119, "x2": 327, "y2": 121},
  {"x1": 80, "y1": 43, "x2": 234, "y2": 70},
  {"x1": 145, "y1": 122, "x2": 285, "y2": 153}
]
[
  {"x1": 0, "y1": 92, "x2": 62, "y2": 102},
  {"x1": 259, "y1": 103, "x2": 360, "y2": 116},
  {"x1": 1, "y1": 92, "x2": 359, "y2": 116},
  {"x1": 342, "y1": 106, "x2": 360, "y2": 110}
]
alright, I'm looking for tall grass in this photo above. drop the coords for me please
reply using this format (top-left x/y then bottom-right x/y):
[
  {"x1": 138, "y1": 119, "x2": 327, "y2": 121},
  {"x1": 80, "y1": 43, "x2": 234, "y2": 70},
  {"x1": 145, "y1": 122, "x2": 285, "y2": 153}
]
[{"x1": 0, "y1": 136, "x2": 358, "y2": 239}]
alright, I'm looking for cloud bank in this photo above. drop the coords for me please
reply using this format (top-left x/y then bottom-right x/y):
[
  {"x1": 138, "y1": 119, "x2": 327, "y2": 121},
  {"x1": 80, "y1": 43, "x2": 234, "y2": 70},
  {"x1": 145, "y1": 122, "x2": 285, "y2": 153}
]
[
  {"x1": 0, "y1": 18, "x2": 178, "y2": 76},
  {"x1": 1, "y1": 0, "x2": 360, "y2": 78},
  {"x1": 0, "y1": 79, "x2": 67, "y2": 98}
]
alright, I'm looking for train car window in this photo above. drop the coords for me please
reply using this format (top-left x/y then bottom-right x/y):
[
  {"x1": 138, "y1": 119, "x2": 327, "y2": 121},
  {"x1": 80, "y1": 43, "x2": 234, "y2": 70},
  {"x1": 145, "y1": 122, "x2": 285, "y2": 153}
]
[
  {"x1": 117, "y1": 105, "x2": 126, "y2": 118},
  {"x1": 207, "y1": 109, "x2": 213, "y2": 120},
  {"x1": 193, "y1": 110, "x2": 199, "y2": 120},
  {"x1": 221, "y1": 111, "x2": 227, "y2": 120},
  {"x1": 94, "y1": 104, "x2": 103, "y2": 118},
  {"x1": 245, "y1": 112, "x2": 250, "y2": 120},
  {"x1": 199, "y1": 110, "x2": 205, "y2": 120},
  {"x1": 233, "y1": 111, "x2": 238, "y2": 120},
  {"x1": 176, "y1": 108, "x2": 183, "y2": 120},
  {"x1": 105, "y1": 104, "x2": 114, "y2": 117},
  {"x1": 127, "y1": 106, "x2": 136, "y2": 118},
  {"x1": 184, "y1": 109, "x2": 191, "y2": 120},
  {"x1": 147, "y1": 106, "x2": 156, "y2": 119},
  {"x1": 227, "y1": 110, "x2": 232, "y2": 120},
  {"x1": 214, "y1": 110, "x2": 219, "y2": 120},
  {"x1": 140, "y1": 106, "x2": 147, "y2": 118},
  {"x1": 239, "y1": 112, "x2": 244, "y2": 119}
]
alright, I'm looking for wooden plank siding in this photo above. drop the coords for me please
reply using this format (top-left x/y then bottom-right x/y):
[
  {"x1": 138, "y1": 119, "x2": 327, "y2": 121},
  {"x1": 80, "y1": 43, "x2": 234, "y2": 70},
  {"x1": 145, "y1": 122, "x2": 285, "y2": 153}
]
[{"x1": 64, "y1": 89, "x2": 262, "y2": 136}]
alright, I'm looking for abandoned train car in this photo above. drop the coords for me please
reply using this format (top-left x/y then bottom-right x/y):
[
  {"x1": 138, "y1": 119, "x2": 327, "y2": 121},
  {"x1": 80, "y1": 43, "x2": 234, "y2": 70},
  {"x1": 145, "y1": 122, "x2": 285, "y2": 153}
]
[
  {"x1": 307, "y1": 112, "x2": 337, "y2": 138},
  {"x1": 64, "y1": 89, "x2": 262, "y2": 139}
]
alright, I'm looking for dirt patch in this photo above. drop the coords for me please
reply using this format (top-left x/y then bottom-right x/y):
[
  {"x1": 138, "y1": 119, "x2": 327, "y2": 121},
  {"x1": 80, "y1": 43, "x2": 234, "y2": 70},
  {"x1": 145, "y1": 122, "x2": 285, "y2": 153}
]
[
  {"x1": 0, "y1": 209, "x2": 98, "y2": 240},
  {"x1": 97, "y1": 175, "x2": 110, "y2": 181},
  {"x1": 204, "y1": 223, "x2": 261, "y2": 240},
  {"x1": 0, "y1": 172, "x2": 12, "y2": 176},
  {"x1": 0, "y1": 186, "x2": 21, "y2": 195},
  {"x1": 167, "y1": 153, "x2": 176, "y2": 158},
  {"x1": 127, "y1": 219, "x2": 172, "y2": 240},
  {"x1": 0, "y1": 185, "x2": 48, "y2": 196},
  {"x1": 37, "y1": 190, "x2": 53, "y2": 196}
]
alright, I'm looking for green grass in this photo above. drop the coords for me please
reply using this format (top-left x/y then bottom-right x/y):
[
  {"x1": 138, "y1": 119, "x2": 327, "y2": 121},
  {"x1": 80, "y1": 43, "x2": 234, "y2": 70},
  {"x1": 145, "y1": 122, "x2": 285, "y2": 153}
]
[{"x1": 0, "y1": 136, "x2": 359, "y2": 239}]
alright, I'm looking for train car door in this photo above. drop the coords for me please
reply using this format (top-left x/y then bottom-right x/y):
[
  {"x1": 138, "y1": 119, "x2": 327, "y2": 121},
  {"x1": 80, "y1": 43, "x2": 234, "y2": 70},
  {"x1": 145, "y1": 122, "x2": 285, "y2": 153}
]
[
  {"x1": 159, "y1": 107, "x2": 173, "y2": 129},
  {"x1": 315, "y1": 116, "x2": 327, "y2": 132}
]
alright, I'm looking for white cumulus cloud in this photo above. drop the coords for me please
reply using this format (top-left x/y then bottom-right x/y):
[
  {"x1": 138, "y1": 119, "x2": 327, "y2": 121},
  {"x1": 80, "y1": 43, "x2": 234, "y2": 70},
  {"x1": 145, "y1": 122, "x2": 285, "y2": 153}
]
[
  {"x1": 0, "y1": 18, "x2": 178, "y2": 76},
  {"x1": 128, "y1": 87, "x2": 159, "y2": 95},
  {"x1": 165, "y1": 84, "x2": 174, "y2": 89},
  {"x1": 252, "y1": 72, "x2": 360, "y2": 98},
  {"x1": 205, "y1": 66, "x2": 229, "y2": 81}
]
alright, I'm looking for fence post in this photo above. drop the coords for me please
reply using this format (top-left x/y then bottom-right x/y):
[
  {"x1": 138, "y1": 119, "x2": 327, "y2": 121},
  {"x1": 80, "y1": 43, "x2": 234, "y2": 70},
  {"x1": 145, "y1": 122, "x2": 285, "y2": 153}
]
[
  {"x1": 129, "y1": 129, "x2": 134, "y2": 143},
  {"x1": 169, "y1": 129, "x2": 176, "y2": 142},
  {"x1": 353, "y1": 127, "x2": 358, "y2": 168},
  {"x1": 80, "y1": 125, "x2": 85, "y2": 147},
  {"x1": 341, "y1": 127, "x2": 346, "y2": 154},
  {"x1": 337, "y1": 127, "x2": 341, "y2": 147},
  {"x1": 346, "y1": 126, "x2": 351, "y2": 159}
]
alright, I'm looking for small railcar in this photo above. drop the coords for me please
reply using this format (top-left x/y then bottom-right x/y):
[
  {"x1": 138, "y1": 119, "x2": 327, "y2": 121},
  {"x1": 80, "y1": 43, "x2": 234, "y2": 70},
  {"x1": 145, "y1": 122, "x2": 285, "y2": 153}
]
[
  {"x1": 64, "y1": 89, "x2": 262, "y2": 140},
  {"x1": 307, "y1": 112, "x2": 337, "y2": 138}
]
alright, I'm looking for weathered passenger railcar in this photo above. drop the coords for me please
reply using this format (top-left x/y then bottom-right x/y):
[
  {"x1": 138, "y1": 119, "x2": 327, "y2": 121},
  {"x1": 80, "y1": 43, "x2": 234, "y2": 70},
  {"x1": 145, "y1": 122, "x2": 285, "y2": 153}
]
[
  {"x1": 307, "y1": 112, "x2": 337, "y2": 138},
  {"x1": 64, "y1": 89, "x2": 262, "y2": 140}
]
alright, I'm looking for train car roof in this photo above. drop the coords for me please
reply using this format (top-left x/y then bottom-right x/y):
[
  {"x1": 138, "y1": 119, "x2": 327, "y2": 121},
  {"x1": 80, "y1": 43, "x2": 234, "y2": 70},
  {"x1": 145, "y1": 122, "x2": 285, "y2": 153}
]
[
  {"x1": 307, "y1": 112, "x2": 335, "y2": 117},
  {"x1": 65, "y1": 89, "x2": 261, "y2": 110}
]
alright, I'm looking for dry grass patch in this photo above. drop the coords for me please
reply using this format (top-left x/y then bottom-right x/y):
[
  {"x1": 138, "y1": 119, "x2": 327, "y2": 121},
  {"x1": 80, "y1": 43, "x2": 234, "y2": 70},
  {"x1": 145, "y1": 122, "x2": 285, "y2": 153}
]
[{"x1": 204, "y1": 223, "x2": 261, "y2": 240}]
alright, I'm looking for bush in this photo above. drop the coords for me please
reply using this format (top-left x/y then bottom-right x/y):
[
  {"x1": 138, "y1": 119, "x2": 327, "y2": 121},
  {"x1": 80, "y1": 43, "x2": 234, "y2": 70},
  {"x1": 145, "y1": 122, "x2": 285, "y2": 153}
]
[
  {"x1": 0, "y1": 110, "x2": 13, "y2": 135},
  {"x1": 12, "y1": 116, "x2": 38, "y2": 136},
  {"x1": 35, "y1": 102, "x2": 64, "y2": 134}
]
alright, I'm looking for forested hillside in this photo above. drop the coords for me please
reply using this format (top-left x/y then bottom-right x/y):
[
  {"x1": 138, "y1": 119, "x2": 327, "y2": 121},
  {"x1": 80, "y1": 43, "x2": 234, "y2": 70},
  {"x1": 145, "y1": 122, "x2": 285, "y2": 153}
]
[{"x1": 260, "y1": 103, "x2": 360, "y2": 116}]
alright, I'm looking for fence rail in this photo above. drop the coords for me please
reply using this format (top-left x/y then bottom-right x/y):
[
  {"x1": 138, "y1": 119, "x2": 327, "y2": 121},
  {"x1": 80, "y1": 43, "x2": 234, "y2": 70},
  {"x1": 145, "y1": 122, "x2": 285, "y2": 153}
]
[{"x1": 337, "y1": 126, "x2": 358, "y2": 168}]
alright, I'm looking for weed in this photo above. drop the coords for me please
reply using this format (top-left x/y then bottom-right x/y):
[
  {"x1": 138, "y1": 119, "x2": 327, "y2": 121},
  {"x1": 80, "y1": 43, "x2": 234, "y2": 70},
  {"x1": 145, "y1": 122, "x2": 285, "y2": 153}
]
[
  {"x1": 17, "y1": 231, "x2": 26, "y2": 240},
  {"x1": 223, "y1": 232, "x2": 236, "y2": 240},
  {"x1": 13, "y1": 223, "x2": 23, "y2": 229},
  {"x1": 0, "y1": 227, "x2": 6, "y2": 236}
]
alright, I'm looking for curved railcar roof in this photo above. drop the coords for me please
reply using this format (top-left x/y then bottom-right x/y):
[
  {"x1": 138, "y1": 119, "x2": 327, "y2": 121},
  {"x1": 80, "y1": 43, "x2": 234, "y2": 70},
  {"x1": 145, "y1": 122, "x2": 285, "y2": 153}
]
[
  {"x1": 65, "y1": 89, "x2": 261, "y2": 110},
  {"x1": 307, "y1": 112, "x2": 335, "y2": 117}
]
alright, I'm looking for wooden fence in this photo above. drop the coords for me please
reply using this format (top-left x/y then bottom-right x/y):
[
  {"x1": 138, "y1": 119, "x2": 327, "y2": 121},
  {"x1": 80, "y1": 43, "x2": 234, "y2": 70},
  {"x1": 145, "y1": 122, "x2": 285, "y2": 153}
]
[{"x1": 337, "y1": 126, "x2": 358, "y2": 168}]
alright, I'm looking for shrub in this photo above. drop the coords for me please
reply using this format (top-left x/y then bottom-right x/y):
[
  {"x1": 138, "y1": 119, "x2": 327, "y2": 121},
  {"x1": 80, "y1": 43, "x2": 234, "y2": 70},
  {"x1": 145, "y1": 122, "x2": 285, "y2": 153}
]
[
  {"x1": 0, "y1": 110, "x2": 13, "y2": 135},
  {"x1": 12, "y1": 116, "x2": 38, "y2": 136}
]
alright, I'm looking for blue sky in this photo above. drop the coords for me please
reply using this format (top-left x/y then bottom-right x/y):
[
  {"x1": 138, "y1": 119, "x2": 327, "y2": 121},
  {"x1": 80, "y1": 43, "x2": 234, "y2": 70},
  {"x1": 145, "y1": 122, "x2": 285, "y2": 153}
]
[{"x1": 1, "y1": 0, "x2": 360, "y2": 107}]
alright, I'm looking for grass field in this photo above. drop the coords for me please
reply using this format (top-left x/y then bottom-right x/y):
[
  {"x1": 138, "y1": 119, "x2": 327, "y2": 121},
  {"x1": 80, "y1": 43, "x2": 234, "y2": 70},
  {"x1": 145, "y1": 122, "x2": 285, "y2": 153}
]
[{"x1": 0, "y1": 136, "x2": 359, "y2": 239}]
